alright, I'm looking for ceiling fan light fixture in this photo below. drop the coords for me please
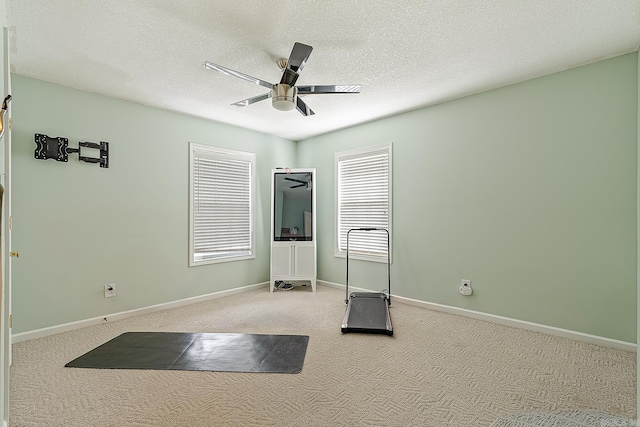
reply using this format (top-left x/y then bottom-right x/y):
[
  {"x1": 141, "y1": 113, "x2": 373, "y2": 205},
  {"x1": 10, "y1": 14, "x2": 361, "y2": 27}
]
[{"x1": 271, "y1": 84, "x2": 297, "y2": 111}]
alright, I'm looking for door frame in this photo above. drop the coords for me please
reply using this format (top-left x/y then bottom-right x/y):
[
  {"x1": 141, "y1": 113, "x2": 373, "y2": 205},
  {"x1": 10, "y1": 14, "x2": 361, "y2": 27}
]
[{"x1": 1, "y1": 23, "x2": 11, "y2": 427}]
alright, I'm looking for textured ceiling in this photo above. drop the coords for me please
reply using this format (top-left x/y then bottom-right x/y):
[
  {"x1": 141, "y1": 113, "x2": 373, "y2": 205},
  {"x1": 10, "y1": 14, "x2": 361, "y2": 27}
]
[{"x1": 7, "y1": 1, "x2": 640, "y2": 141}]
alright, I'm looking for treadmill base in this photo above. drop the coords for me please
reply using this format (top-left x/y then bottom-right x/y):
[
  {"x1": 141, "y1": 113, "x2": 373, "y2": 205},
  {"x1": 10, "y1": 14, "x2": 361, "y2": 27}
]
[{"x1": 341, "y1": 292, "x2": 393, "y2": 336}]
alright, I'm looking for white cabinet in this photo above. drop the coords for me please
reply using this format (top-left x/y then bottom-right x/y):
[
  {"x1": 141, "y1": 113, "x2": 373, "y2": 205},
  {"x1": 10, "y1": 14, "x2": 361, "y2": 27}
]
[
  {"x1": 270, "y1": 242, "x2": 316, "y2": 290},
  {"x1": 270, "y1": 169, "x2": 316, "y2": 292}
]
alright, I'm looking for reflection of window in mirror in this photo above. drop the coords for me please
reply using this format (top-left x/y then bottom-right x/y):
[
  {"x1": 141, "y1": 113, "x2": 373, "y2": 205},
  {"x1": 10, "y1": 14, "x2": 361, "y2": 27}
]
[{"x1": 274, "y1": 172, "x2": 313, "y2": 241}]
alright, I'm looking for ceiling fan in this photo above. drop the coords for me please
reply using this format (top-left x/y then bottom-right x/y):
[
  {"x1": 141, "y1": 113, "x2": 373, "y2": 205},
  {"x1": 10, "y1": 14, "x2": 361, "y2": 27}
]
[{"x1": 203, "y1": 42, "x2": 361, "y2": 116}]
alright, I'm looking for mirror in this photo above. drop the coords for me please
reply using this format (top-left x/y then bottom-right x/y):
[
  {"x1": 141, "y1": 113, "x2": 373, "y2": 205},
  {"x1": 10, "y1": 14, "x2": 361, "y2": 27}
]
[{"x1": 273, "y1": 172, "x2": 312, "y2": 241}]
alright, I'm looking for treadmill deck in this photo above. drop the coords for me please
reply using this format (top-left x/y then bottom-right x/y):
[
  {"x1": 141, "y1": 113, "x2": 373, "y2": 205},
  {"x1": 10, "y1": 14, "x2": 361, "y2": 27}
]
[{"x1": 341, "y1": 292, "x2": 393, "y2": 336}]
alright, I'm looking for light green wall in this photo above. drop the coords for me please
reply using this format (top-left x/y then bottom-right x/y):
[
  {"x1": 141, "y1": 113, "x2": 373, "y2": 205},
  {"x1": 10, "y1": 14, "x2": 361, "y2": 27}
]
[
  {"x1": 11, "y1": 75, "x2": 296, "y2": 333},
  {"x1": 298, "y1": 53, "x2": 638, "y2": 343}
]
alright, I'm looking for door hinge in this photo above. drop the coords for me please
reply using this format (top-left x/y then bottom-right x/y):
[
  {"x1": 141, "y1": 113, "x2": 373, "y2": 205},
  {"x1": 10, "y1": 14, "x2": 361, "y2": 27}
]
[
  {"x1": 8, "y1": 117, "x2": 11, "y2": 131},
  {"x1": 9, "y1": 215, "x2": 12, "y2": 230},
  {"x1": 9, "y1": 314, "x2": 12, "y2": 328}
]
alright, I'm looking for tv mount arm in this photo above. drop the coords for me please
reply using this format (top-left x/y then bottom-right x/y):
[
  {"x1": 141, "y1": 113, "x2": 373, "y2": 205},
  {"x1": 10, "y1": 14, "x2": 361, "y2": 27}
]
[{"x1": 34, "y1": 133, "x2": 109, "y2": 168}]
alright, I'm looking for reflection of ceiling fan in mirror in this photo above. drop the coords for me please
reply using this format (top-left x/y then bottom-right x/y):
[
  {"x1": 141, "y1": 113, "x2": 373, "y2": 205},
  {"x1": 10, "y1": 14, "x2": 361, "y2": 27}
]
[{"x1": 285, "y1": 177, "x2": 308, "y2": 189}]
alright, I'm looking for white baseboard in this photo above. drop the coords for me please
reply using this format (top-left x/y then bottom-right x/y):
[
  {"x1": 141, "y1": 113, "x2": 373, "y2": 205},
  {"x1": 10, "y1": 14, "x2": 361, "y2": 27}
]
[
  {"x1": 13, "y1": 279, "x2": 636, "y2": 353},
  {"x1": 12, "y1": 282, "x2": 269, "y2": 343},
  {"x1": 319, "y1": 280, "x2": 636, "y2": 353}
]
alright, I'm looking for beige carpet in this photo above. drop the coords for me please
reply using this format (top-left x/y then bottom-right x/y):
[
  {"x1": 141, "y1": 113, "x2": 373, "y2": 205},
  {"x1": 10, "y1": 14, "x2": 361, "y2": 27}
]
[{"x1": 9, "y1": 285, "x2": 636, "y2": 426}]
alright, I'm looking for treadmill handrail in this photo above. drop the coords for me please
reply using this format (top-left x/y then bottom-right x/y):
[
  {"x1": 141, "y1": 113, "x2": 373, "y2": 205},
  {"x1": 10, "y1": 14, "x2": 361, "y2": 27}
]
[{"x1": 345, "y1": 228, "x2": 391, "y2": 305}]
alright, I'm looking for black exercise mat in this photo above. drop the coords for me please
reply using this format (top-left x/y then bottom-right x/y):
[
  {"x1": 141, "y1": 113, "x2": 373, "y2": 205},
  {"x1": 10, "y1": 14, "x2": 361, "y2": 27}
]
[{"x1": 65, "y1": 332, "x2": 309, "y2": 374}]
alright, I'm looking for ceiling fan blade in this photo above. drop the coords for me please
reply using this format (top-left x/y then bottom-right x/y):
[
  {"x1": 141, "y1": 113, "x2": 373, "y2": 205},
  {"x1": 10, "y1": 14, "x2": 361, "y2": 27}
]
[
  {"x1": 297, "y1": 85, "x2": 362, "y2": 94},
  {"x1": 279, "y1": 42, "x2": 313, "y2": 86},
  {"x1": 203, "y1": 61, "x2": 273, "y2": 89},
  {"x1": 286, "y1": 42, "x2": 313, "y2": 73},
  {"x1": 295, "y1": 97, "x2": 315, "y2": 117},
  {"x1": 231, "y1": 92, "x2": 272, "y2": 107},
  {"x1": 290, "y1": 184, "x2": 305, "y2": 188}
]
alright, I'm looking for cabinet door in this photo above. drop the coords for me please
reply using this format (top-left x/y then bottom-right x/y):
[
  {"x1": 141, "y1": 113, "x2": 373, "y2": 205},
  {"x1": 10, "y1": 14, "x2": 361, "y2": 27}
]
[
  {"x1": 271, "y1": 245, "x2": 292, "y2": 276},
  {"x1": 294, "y1": 245, "x2": 315, "y2": 276}
]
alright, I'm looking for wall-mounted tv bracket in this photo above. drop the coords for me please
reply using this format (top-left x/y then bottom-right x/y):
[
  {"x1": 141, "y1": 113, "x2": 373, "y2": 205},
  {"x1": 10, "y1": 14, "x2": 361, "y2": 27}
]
[{"x1": 34, "y1": 133, "x2": 109, "y2": 168}]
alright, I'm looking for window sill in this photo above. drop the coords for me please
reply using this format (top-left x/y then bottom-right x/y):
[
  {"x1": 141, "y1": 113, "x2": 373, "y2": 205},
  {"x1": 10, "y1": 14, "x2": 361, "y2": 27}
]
[{"x1": 190, "y1": 253, "x2": 254, "y2": 267}]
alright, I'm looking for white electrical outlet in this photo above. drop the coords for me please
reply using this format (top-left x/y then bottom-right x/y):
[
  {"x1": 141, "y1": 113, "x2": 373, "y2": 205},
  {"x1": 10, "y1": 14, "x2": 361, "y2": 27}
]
[
  {"x1": 104, "y1": 284, "x2": 117, "y2": 298},
  {"x1": 459, "y1": 279, "x2": 472, "y2": 296}
]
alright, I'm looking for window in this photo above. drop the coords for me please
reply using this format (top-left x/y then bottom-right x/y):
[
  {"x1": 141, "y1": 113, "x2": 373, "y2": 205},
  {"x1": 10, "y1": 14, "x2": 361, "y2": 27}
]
[
  {"x1": 189, "y1": 143, "x2": 255, "y2": 266},
  {"x1": 335, "y1": 144, "x2": 392, "y2": 262}
]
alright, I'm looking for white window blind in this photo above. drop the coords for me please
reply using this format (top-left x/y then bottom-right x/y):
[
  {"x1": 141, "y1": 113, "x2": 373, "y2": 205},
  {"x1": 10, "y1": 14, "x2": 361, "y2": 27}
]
[
  {"x1": 190, "y1": 144, "x2": 255, "y2": 265},
  {"x1": 336, "y1": 145, "x2": 392, "y2": 261}
]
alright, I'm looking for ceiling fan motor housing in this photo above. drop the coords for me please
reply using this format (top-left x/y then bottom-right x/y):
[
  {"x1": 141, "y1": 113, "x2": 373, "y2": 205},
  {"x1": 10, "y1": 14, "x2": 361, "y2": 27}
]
[{"x1": 272, "y1": 84, "x2": 297, "y2": 111}]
